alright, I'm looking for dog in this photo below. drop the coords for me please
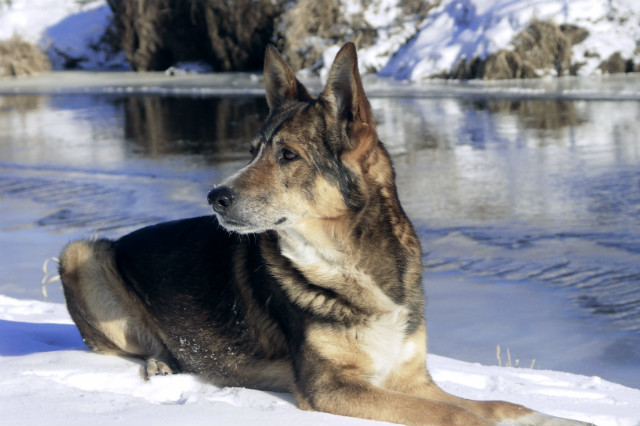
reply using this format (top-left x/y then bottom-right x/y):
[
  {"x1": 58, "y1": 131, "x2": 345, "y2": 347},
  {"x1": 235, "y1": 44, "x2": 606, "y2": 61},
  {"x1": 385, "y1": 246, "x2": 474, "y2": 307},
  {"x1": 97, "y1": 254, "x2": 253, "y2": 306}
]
[{"x1": 59, "y1": 43, "x2": 592, "y2": 426}]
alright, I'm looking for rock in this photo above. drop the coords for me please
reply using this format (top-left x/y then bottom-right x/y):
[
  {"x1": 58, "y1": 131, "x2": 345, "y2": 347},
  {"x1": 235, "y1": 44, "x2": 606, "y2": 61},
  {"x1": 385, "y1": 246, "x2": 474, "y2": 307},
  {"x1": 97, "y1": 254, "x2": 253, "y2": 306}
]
[
  {"x1": 599, "y1": 52, "x2": 634, "y2": 74},
  {"x1": 107, "y1": 0, "x2": 282, "y2": 71},
  {"x1": 447, "y1": 19, "x2": 588, "y2": 80}
]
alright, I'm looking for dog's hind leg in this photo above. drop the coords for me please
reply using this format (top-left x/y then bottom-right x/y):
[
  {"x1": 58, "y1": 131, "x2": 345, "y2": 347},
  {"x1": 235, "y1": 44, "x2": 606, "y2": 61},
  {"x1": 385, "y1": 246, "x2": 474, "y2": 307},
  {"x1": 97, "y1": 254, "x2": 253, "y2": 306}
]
[{"x1": 59, "y1": 239, "x2": 176, "y2": 379}]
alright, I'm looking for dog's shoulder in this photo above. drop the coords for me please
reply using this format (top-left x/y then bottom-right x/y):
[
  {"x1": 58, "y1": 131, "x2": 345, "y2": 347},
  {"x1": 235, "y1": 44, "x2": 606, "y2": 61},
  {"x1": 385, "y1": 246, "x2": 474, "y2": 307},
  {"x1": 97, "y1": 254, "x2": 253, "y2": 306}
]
[{"x1": 115, "y1": 216, "x2": 224, "y2": 249}]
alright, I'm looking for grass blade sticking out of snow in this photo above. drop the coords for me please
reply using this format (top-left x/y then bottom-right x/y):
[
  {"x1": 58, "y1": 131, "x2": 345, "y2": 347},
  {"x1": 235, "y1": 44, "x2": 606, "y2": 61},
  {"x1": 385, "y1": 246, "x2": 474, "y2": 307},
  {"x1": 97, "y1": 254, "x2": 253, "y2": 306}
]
[
  {"x1": 41, "y1": 257, "x2": 60, "y2": 301},
  {"x1": 497, "y1": 345, "x2": 535, "y2": 369}
]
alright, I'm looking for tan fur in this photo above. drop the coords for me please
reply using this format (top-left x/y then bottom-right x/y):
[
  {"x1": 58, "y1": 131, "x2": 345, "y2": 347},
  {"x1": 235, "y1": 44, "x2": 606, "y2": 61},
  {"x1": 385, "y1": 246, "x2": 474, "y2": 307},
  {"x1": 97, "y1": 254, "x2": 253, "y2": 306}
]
[
  {"x1": 62, "y1": 241, "x2": 147, "y2": 354},
  {"x1": 59, "y1": 240, "x2": 174, "y2": 377}
]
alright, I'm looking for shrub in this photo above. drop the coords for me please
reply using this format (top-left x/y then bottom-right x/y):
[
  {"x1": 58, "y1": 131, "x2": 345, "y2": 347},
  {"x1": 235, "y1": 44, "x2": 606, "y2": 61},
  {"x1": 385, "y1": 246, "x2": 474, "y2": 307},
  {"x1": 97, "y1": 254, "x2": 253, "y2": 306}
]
[{"x1": 0, "y1": 35, "x2": 51, "y2": 77}]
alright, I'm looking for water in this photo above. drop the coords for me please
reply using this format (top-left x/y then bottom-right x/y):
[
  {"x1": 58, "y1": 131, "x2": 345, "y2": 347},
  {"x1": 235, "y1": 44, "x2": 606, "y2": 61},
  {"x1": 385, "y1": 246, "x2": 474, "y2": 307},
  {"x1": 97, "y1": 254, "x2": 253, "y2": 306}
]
[{"x1": 1, "y1": 74, "x2": 639, "y2": 388}]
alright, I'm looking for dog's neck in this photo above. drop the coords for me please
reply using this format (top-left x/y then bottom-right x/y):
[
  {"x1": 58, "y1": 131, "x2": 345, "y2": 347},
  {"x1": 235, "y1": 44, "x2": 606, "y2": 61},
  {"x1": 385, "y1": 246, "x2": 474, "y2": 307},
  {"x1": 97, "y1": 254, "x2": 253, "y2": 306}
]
[{"x1": 275, "y1": 168, "x2": 423, "y2": 317}]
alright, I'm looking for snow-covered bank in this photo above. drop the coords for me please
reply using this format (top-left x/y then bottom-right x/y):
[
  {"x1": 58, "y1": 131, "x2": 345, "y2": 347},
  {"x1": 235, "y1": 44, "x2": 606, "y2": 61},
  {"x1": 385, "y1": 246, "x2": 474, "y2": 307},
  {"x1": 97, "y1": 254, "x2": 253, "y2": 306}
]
[
  {"x1": 2, "y1": 0, "x2": 640, "y2": 79},
  {"x1": 1, "y1": 295, "x2": 638, "y2": 426}
]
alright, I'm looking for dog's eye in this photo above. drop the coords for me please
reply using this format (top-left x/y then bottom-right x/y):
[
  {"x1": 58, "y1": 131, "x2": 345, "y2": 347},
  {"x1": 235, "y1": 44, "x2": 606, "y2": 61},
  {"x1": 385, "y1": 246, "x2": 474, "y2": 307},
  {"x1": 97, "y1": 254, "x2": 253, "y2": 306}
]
[{"x1": 279, "y1": 149, "x2": 298, "y2": 162}]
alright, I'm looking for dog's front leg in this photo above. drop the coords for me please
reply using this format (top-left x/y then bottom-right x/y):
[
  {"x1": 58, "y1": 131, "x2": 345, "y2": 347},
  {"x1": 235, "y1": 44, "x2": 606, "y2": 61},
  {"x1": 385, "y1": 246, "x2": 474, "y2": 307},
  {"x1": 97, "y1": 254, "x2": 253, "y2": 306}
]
[
  {"x1": 292, "y1": 351, "x2": 493, "y2": 426},
  {"x1": 410, "y1": 383, "x2": 594, "y2": 426},
  {"x1": 294, "y1": 375, "x2": 493, "y2": 426}
]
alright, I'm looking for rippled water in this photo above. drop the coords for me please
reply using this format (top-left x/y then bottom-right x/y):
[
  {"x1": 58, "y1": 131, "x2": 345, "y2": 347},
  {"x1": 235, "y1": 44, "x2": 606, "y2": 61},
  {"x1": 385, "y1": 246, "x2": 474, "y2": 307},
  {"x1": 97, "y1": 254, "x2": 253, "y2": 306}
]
[
  {"x1": 1, "y1": 77, "x2": 639, "y2": 387},
  {"x1": 381, "y1": 97, "x2": 640, "y2": 331}
]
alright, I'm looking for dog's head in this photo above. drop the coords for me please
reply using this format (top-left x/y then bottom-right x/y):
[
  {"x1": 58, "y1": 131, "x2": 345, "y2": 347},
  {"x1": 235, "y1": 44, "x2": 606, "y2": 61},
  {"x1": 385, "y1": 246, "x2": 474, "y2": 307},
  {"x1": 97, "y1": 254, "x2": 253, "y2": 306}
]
[{"x1": 208, "y1": 43, "x2": 392, "y2": 235}]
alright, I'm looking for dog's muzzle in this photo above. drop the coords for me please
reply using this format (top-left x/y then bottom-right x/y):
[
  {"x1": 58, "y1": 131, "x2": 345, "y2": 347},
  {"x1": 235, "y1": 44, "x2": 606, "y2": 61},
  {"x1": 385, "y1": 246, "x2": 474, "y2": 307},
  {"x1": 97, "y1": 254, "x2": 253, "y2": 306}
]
[{"x1": 207, "y1": 186, "x2": 235, "y2": 215}]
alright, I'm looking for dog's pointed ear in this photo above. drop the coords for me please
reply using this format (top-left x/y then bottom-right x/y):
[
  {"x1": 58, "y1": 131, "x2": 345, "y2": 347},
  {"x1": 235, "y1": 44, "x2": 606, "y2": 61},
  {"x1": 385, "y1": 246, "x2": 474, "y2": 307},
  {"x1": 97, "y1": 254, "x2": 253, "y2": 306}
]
[
  {"x1": 320, "y1": 42, "x2": 372, "y2": 125},
  {"x1": 263, "y1": 45, "x2": 312, "y2": 111}
]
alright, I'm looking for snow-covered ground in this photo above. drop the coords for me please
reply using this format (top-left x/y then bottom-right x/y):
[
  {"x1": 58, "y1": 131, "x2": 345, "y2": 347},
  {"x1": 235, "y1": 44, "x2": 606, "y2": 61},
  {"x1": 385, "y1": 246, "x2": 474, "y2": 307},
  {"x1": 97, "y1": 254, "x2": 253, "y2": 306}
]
[
  {"x1": 1, "y1": 294, "x2": 639, "y2": 426},
  {"x1": 2, "y1": 0, "x2": 639, "y2": 78},
  {"x1": 378, "y1": 0, "x2": 640, "y2": 79}
]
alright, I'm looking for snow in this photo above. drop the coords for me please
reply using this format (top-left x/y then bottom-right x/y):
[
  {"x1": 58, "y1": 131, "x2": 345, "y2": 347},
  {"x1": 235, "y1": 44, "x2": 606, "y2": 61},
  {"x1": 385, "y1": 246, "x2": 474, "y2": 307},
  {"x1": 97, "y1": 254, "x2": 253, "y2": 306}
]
[
  {"x1": 0, "y1": 0, "x2": 85, "y2": 43},
  {"x1": 0, "y1": 0, "x2": 128, "y2": 70},
  {"x1": 379, "y1": 0, "x2": 640, "y2": 80},
  {"x1": 43, "y1": 2, "x2": 128, "y2": 70},
  {"x1": 1, "y1": 294, "x2": 639, "y2": 426},
  {"x1": 328, "y1": 0, "x2": 640, "y2": 80}
]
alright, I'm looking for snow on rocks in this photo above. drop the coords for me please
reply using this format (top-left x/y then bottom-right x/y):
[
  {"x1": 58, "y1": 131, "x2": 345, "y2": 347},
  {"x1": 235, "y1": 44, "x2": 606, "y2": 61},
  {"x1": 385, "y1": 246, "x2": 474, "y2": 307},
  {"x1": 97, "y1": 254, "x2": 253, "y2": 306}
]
[{"x1": 379, "y1": 0, "x2": 640, "y2": 80}]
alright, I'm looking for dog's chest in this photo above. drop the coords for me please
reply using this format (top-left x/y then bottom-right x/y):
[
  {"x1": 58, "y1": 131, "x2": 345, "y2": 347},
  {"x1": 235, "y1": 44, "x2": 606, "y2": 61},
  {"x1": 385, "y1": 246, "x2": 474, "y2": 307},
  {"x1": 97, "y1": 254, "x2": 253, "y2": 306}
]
[{"x1": 356, "y1": 306, "x2": 416, "y2": 386}]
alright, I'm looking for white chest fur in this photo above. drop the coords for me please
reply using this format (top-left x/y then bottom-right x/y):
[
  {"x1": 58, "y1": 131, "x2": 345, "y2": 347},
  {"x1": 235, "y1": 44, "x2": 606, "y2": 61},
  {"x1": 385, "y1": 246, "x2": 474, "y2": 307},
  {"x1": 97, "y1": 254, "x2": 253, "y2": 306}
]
[{"x1": 356, "y1": 305, "x2": 416, "y2": 386}]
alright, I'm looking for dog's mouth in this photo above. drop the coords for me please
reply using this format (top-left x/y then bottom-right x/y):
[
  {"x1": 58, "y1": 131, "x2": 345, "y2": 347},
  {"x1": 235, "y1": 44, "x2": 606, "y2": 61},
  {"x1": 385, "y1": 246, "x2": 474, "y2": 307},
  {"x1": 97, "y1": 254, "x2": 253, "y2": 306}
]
[
  {"x1": 214, "y1": 212, "x2": 288, "y2": 234},
  {"x1": 214, "y1": 214, "x2": 258, "y2": 234}
]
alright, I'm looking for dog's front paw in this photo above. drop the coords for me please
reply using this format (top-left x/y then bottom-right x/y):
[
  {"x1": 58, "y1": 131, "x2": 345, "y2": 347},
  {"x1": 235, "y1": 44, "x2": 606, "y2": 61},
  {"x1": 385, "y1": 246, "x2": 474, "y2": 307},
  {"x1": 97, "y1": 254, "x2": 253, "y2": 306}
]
[
  {"x1": 498, "y1": 412, "x2": 595, "y2": 426},
  {"x1": 141, "y1": 358, "x2": 174, "y2": 380}
]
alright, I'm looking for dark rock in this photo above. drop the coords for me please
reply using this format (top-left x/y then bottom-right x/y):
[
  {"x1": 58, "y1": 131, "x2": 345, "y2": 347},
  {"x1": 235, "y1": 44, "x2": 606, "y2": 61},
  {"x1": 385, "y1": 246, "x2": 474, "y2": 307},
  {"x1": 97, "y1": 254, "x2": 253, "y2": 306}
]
[
  {"x1": 599, "y1": 52, "x2": 632, "y2": 74},
  {"x1": 107, "y1": 0, "x2": 282, "y2": 71}
]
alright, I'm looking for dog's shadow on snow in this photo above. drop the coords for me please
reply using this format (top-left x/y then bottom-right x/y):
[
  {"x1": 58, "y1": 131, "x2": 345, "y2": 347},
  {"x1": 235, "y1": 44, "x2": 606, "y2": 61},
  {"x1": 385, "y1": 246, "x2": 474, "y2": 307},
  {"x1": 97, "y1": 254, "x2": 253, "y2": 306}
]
[{"x1": 0, "y1": 319, "x2": 85, "y2": 356}]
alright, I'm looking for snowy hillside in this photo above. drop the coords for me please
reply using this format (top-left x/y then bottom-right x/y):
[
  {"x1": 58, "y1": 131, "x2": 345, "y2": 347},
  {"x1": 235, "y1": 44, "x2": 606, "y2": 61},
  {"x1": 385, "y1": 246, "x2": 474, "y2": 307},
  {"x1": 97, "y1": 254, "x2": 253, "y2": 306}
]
[
  {"x1": 379, "y1": 0, "x2": 640, "y2": 79},
  {"x1": 2, "y1": 0, "x2": 639, "y2": 78},
  {"x1": 1, "y1": 295, "x2": 639, "y2": 426}
]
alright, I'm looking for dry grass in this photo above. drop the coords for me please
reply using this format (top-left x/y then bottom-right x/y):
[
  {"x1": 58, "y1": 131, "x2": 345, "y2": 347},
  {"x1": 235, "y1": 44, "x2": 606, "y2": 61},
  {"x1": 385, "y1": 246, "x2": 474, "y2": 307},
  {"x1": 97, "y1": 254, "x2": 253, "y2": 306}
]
[
  {"x1": 41, "y1": 257, "x2": 60, "y2": 301},
  {"x1": 276, "y1": 0, "x2": 357, "y2": 71},
  {"x1": 511, "y1": 19, "x2": 573, "y2": 77},
  {"x1": 599, "y1": 52, "x2": 635, "y2": 74},
  {"x1": 0, "y1": 35, "x2": 51, "y2": 77},
  {"x1": 497, "y1": 345, "x2": 536, "y2": 369},
  {"x1": 449, "y1": 19, "x2": 590, "y2": 80}
]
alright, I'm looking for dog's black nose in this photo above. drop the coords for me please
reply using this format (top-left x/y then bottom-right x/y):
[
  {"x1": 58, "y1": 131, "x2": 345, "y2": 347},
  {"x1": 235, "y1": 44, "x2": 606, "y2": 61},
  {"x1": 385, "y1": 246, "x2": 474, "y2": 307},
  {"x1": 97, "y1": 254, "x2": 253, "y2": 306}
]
[{"x1": 207, "y1": 186, "x2": 235, "y2": 212}]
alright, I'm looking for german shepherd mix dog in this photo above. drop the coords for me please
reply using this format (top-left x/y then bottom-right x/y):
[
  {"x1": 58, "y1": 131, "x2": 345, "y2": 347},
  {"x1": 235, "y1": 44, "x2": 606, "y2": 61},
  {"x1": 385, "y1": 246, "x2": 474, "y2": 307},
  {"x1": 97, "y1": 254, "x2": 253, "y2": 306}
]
[{"x1": 59, "y1": 44, "x2": 591, "y2": 426}]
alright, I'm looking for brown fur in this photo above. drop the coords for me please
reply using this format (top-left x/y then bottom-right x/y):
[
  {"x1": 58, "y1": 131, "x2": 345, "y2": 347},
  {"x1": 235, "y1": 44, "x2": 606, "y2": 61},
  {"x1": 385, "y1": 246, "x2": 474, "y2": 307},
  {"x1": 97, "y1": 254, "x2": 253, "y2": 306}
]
[{"x1": 59, "y1": 43, "x2": 592, "y2": 426}]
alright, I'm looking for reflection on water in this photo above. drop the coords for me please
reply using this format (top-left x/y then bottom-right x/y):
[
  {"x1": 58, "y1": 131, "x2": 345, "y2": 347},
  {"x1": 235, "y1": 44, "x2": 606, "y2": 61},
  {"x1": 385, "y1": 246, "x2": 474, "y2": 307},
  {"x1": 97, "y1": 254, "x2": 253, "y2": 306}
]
[
  {"x1": 484, "y1": 99, "x2": 584, "y2": 131},
  {"x1": 1, "y1": 91, "x2": 639, "y2": 386},
  {"x1": 0, "y1": 95, "x2": 44, "y2": 111},
  {"x1": 122, "y1": 96, "x2": 268, "y2": 159}
]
